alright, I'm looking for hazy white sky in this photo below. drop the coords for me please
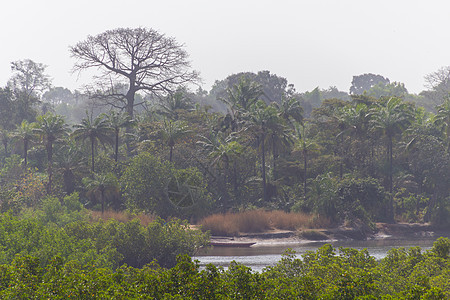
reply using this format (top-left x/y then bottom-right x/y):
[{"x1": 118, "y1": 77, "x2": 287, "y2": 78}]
[{"x1": 1, "y1": 0, "x2": 449, "y2": 94}]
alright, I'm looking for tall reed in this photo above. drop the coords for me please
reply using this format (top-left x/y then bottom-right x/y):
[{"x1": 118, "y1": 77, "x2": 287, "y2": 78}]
[{"x1": 199, "y1": 210, "x2": 329, "y2": 236}]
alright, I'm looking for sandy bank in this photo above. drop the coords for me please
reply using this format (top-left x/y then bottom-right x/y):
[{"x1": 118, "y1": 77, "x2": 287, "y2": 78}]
[{"x1": 209, "y1": 223, "x2": 449, "y2": 246}]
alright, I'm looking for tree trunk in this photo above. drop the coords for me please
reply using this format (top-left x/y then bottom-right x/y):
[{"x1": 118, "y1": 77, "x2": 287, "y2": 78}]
[
  {"x1": 387, "y1": 136, "x2": 394, "y2": 222},
  {"x1": 125, "y1": 85, "x2": 136, "y2": 118},
  {"x1": 114, "y1": 129, "x2": 119, "y2": 162},
  {"x1": 63, "y1": 171, "x2": 75, "y2": 195},
  {"x1": 303, "y1": 149, "x2": 307, "y2": 199},
  {"x1": 272, "y1": 134, "x2": 278, "y2": 181},
  {"x1": 389, "y1": 136, "x2": 393, "y2": 194},
  {"x1": 233, "y1": 160, "x2": 239, "y2": 204},
  {"x1": 125, "y1": 86, "x2": 136, "y2": 155},
  {"x1": 91, "y1": 137, "x2": 95, "y2": 172},
  {"x1": 169, "y1": 146, "x2": 173, "y2": 162},
  {"x1": 261, "y1": 132, "x2": 267, "y2": 202},
  {"x1": 3, "y1": 140, "x2": 8, "y2": 157},
  {"x1": 47, "y1": 143, "x2": 53, "y2": 194},
  {"x1": 101, "y1": 189, "x2": 105, "y2": 215},
  {"x1": 339, "y1": 135, "x2": 344, "y2": 179},
  {"x1": 23, "y1": 139, "x2": 28, "y2": 166}
]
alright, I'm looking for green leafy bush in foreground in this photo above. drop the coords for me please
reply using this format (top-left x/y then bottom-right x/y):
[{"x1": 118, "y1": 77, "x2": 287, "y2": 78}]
[
  {"x1": 0, "y1": 208, "x2": 209, "y2": 270},
  {"x1": 0, "y1": 238, "x2": 448, "y2": 299}
]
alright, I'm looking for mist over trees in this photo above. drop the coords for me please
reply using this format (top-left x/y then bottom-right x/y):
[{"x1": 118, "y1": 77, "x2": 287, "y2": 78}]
[
  {"x1": 0, "y1": 27, "x2": 448, "y2": 298},
  {"x1": 0, "y1": 27, "x2": 448, "y2": 231}
]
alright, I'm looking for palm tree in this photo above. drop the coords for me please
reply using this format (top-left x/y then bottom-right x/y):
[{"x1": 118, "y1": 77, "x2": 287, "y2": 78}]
[
  {"x1": 157, "y1": 89, "x2": 194, "y2": 120},
  {"x1": 266, "y1": 103, "x2": 296, "y2": 182},
  {"x1": 72, "y1": 113, "x2": 113, "y2": 172},
  {"x1": 35, "y1": 113, "x2": 68, "y2": 193},
  {"x1": 158, "y1": 119, "x2": 191, "y2": 162},
  {"x1": 275, "y1": 95, "x2": 304, "y2": 128},
  {"x1": 222, "y1": 78, "x2": 263, "y2": 112},
  {"x1": 83, "y1": 172, "x2": 119, "y2": 214},
  {"x1": 294, "y1": 123, "x2": 321, "y2": 199},
  {"x1": 370, "y1": 97, "x2": 413, "y2": 194},
  {"x1": 55, "y1": 140, "x2": 87, "y2": 194},
  {"x1": 105, "y1": 111, "x2": 133, "y2": 162},
  {"x1": 0, "y1": 128, "x2": 10, "y2": 158},
  {"x1": 197, "y1": 130, "x2": 244, "y2": 204},
  {"x1": 220, "y1": 78, "x2": 263, "y2": 133},
  {"x1": 12, "y1": 120, "x2": 35, "y2": 166},
  {"x1": 247, "y1": 100, "x2": 278, "y2": 202},
  {"x1": 334, "y1": 103, "x2": 370, "y2": 177},
  {"x1": 435, "y1": 98, "x2": 450, "y2": 151}
]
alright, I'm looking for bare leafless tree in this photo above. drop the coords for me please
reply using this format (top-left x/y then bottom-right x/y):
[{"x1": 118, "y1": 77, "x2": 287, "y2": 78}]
[
  {"x1": 70, "y1": 27, "x2": 200, "y2": 118},
  {"x1": 423, "y1": 66, "x2": 450, "y2": 106},
  {"x1": 424, "y1": 66, "x2": 450, "y2": 90}
]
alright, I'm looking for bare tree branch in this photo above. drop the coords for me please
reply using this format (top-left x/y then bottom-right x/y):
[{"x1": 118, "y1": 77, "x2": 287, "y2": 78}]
[{"x1": 70, "y1": 27, "x2": 200, "y2": 117}]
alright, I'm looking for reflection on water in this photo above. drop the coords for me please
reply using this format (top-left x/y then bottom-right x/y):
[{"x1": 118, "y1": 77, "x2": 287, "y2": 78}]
[{"x1": 193, "y1": 237, "x2": 444, "y2": 272}]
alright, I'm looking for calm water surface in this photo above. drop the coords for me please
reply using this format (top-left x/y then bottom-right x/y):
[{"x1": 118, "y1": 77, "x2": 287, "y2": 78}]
[{"x1": 193, "y1": 236, "x2": 446, "y2": 272}]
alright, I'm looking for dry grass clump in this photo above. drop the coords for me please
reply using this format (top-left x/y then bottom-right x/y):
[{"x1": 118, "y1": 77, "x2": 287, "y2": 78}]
[
  {"x1": 199, "y1": 210, "x2": 271, "y2": 236},
  {"x1": 266, "y1": 210, "x2": 311, "y2": 230},
  {"x1": 199, "y1": 210, "x2": 328, "y2": 236},
  {"x1": 307, "y1": 215, "x2": 333, "y2": 229},
  {"x1": 89, "y1": 210, "x2": 156, "y2": 226}
]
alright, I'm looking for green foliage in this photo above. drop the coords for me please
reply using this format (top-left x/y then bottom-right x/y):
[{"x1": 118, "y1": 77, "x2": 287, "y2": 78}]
[
  {"x1": 72, "y1": 112, "x2": 113, "y2": 172},
  {"x1": 335, "y1": 176, "x2": 388, "y2": 224},
  {"x1": 394, "y1": 192, "x2": 429, "y2": 222},
  {"x1": 121, "y1": 151, "x2": 172, "y2": 215},
  {"x1": 431, "y1": 237, "x2": 450, "y2": 259},
  {"x1": 83, "y1": 172, "x2": 119, "y2": 213},
  {"x1": 33, "y1": 194, "x2": 86, "y2": 226},
  {"x1": 122, "y1": 152, "x2": 211, "y2": 219},
  {"x1": 0, "y1": 155, "x2": 24, "y2": 185},
  {"x1": 0, "y1": 239, "x2": 448, "y2": 298}
]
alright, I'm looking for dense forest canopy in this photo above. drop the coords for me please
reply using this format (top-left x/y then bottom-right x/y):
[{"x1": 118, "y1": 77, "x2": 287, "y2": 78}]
[
  {"x1": 0, "y1": 26, "x2": 448, "y2": 298},
  {"x1": 0, "y1": 27, "x2": 448, "y2": 230}
]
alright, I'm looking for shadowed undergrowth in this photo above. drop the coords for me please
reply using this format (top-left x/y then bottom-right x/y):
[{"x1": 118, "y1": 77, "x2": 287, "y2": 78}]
[{"x1": 89, "y1": 210, "x2": 157, "y2": 226}]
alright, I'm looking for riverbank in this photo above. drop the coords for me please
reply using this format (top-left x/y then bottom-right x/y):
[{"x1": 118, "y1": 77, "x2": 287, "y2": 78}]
[{"x1": 209, "y1": 223, "x2": 449, "y2": 246}]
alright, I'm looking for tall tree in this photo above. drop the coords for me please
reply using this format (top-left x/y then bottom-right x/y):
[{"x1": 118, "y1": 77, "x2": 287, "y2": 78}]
[
  {"x1": 157, "y1": 88, "x2": 194, "y2": 120},
  {"x1": 211, "y1": 71, "x2": 289, "y2": 105},
  {"x1": 0, "y1": 128, "x2": 10, "y2": 158},
  {"x1": 70, "y1": 27, "x2": 199, "y2": 118},
  {"x1": 370, "y1": 97, "x2": 413, "y2": 200},
  {"x1": 8, "y1": 59, "x2": 51, "y2": 100},
  {"x1": 422, "y1": 66, "x2": 450, "y2": 106},
  {"x1": 105, "y1": 111, "x2": 133, "y2": 162},
  {"x1": 220, "y1": 78, "x2": 263, "y2": 133},
  {"x1": 294, "y1": 123, "x2": 320, "y2": 199},
  {"x1": 8, "y1": 59, "x2": 51, "y2": 122},
  {"x1": 35, "y1": 113, "x2": 68, "y2": 193},
  {"x1": 12, "y1": 120, "x2": 35, "y2": 166},
  {"x1": 197, "y1": 131, "x2": 243, "y2": 205},
  {"x1": 42, "y1": 87, "x2": 74, "y2": 108},
  {"x1": 334, "y1": 103, "x2": 371, "y2": 176},
  {"x1": 275, "y1": 95, "x2": 304, "y2": 128},
  {"x1": 0, "y1": 87, "x2": 15, "y2": 130},
  {"x1": 83, "y1": 173, "x2": 119, "y2": 214},
  {"x1": 247, "y1": 100, "x2": 278, "y2": 202},
  {"x1": 350, "y1": 73, "x2": 390, "y2": 95},
  {"x1": 157, "y1": 119, "x2": 191, "y2": 162},
  {"x1": 55, "y1": 140, "x2": 86, "y2": 195},
  {"x1": 435, "y1": 98, "x2": 450, "y2": 151},
  {"x1": 72, "y1": 113, "x2": 113, "y2": 172}
]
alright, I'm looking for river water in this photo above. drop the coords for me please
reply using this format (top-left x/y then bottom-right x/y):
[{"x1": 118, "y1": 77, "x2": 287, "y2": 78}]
[{"x1": 193, "y1": 236, "x2": 445, "y2": 272}]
